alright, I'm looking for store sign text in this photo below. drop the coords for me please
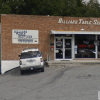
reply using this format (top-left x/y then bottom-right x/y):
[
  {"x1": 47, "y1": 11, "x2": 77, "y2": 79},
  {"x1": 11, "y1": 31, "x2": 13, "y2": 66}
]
[
  {"x1": 12, "y1": 30, "x2": 38, "y2": 44},
  {"x1": 14, "y1": 30, "x2": 32, "y2": 38},
  {"x1": 14, "y1": 30, "x2": 33, "y2": 43},
  {"x1": 58, "y1": 18, "x2": 100, "y2": 25}
]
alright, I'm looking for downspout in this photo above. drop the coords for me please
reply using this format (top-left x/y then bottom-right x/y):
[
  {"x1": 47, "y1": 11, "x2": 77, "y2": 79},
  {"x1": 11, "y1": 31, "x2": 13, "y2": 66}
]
[{"x1": 49, "y1": 32, "x2": 51, "y2": 61}]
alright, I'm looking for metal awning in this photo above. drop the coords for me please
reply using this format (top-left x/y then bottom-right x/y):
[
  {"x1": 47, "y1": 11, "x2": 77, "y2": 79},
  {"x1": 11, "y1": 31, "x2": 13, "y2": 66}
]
[{"x1": 50, "y1": 30, "x2": 100, "y2": 34}]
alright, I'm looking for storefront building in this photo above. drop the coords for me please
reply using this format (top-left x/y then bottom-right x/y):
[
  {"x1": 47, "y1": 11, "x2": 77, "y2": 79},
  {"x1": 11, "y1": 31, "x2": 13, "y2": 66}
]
[
  {"x1": 50, "y1": 31, "x2": 100, "y2": 60},
  {"x1": 0, "y1": 23, "x2": 1, "y2": 74},
  {"x1": 1, "y1": 14, "x2": 100, "y2": 74}
]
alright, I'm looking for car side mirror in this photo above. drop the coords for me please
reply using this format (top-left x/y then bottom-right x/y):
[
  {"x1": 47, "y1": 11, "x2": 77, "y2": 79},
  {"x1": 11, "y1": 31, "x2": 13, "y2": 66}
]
[{"x1": 41, "y1": 52, "x2": 43, "y2": 55}]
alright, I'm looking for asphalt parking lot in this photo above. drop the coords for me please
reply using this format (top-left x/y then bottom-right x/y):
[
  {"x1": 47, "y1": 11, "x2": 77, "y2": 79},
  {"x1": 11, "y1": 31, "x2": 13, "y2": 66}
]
[{"x1": 0, "y1": 63, "x2": 100, "y2": 100}]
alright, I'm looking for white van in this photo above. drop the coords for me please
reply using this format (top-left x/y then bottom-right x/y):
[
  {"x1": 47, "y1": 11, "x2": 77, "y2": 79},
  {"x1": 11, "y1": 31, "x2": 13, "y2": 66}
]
[{"x1": 19, "y1": 48, "x2": 44, "y2": 74}]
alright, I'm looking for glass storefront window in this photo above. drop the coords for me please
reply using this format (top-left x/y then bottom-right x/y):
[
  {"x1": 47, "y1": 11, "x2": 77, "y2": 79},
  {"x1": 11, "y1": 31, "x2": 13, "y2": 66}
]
[
  {"x1": 75, "y1": 35, "x2": 95, "y2": 58},
  {"x1": 98, "y1": 35, "x2": 100, "y2": 58}
]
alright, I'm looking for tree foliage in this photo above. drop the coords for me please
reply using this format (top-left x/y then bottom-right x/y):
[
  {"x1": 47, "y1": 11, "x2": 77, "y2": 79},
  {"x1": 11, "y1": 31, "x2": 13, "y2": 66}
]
[{"x1": 0, "y1": 0, "x2": 100, "y2": 20}]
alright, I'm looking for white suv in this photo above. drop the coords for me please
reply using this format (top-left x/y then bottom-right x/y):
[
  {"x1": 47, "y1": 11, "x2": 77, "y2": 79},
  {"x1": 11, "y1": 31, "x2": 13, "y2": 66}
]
[{"x1": 19, "y1": 48, "x2": 44, "y2": 74}]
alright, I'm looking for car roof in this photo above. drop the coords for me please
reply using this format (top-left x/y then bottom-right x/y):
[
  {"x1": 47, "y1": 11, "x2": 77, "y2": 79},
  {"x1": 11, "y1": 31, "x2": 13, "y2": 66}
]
[{"x1": 22, "y1": 48, "x2": 39, "y2": 53}]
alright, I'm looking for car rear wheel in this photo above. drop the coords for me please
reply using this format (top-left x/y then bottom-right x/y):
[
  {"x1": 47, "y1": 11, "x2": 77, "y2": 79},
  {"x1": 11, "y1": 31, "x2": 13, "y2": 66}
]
[
  {"x1": 41, "y1": 67, "x2": 44, "y2": 72},
  {"x1": 20, "y1": 69, "x2": 24, "y2": 75}
]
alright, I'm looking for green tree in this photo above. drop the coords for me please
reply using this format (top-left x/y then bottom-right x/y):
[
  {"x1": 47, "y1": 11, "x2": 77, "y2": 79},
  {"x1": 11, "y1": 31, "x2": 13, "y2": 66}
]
[
  {"x1": 84, "y1": 0, "x2": 100, "y2": 17},
  {"x1": 1, "y1": 0, "x2": 100, "y2": 18}
]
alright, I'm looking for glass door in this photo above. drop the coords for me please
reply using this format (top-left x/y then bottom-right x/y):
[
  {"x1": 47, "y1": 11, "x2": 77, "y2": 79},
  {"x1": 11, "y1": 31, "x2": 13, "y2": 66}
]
[
  {"x1": 55, "y1": 38, "x2": 63, "y2": 59},
  {"x1": 64, "y1": 39, "x2": 72, "y2": 59},
  {"x1": 55, "y1": 38, "x2": 72, "y2": 60}
]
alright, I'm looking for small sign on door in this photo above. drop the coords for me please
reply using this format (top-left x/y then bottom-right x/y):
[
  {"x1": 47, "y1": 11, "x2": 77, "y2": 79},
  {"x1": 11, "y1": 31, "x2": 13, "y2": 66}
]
[{"x1": 74, "y1": 45, "x2": 77, "y2": 54}]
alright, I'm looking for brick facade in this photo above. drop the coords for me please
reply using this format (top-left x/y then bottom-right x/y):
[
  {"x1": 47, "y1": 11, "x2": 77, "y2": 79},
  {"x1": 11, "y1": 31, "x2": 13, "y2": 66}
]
[{"x1": 1, "y1": 14, "x2": 100, "y2": 60}]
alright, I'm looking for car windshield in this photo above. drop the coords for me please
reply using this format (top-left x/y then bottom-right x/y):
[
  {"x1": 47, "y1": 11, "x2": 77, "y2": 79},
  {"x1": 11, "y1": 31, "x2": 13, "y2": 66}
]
[{"x1": 20, "y1": 51, "x2": 41, "y2": 59}]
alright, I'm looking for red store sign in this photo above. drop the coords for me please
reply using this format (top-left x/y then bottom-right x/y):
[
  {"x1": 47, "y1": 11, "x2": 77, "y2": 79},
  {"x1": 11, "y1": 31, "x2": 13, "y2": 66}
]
[{"x1": 78, "y1": 44, "x2": 94, "y2": 48}]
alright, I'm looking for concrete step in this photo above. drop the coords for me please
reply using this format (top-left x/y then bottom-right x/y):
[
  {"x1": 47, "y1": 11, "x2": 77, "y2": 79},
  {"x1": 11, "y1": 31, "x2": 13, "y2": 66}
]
[{"x1": 46, "y1": 60, "x2": 100, "y2": 67}]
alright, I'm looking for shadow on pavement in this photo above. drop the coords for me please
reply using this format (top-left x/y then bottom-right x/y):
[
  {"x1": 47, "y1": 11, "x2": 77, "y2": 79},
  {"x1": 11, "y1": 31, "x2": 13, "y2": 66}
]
[
  {"x1": 4, "y1": 67, "x2": 43, "y2": 76},
  {"x1": 4, "y1": 62, "x2": 48, "y2": 76},
  {"x1": 4, "y1": 67, "x2": 21, "y2": 76}
]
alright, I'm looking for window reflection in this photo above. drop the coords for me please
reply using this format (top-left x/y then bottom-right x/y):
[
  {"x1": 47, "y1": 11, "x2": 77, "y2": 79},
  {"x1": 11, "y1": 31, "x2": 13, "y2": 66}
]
[
  {"x1": 98, "y1": 35, "x2": 100, "y2": 58},
  {"x1": 75, "y1": 35, "x2": 95, "y2": 58}
]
